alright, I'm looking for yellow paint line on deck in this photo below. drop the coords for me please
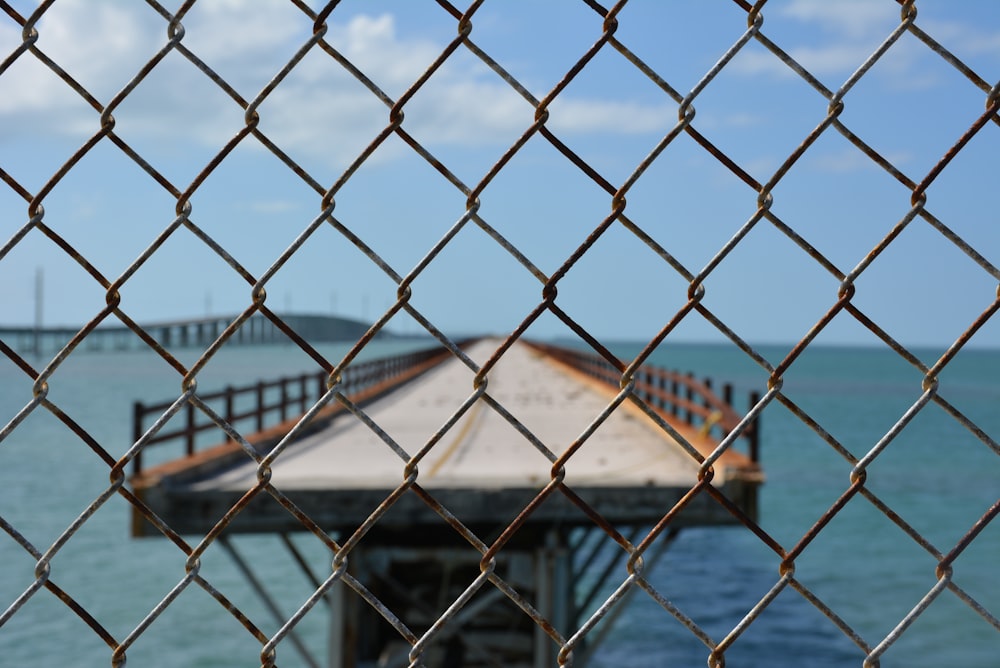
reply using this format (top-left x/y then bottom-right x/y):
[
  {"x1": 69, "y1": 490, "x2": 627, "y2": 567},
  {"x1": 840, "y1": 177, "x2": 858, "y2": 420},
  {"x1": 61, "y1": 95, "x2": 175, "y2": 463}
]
[{"x1": 424, "y1": 397, "x2": 487, "y2": 479}]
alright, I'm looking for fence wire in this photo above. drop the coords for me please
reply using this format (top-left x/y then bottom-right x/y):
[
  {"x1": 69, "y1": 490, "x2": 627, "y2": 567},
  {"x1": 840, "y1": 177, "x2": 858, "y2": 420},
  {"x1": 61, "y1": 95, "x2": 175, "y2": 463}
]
[{"x1": 1, "y1": 1, "x2": 998, "y2": 667}]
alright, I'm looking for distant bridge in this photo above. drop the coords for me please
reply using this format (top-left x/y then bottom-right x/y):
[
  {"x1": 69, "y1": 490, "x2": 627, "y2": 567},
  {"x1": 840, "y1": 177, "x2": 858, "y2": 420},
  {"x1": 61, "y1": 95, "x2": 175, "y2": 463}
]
[{"x1": 0, "y1": 313, "x2": 390, "y2": 356}]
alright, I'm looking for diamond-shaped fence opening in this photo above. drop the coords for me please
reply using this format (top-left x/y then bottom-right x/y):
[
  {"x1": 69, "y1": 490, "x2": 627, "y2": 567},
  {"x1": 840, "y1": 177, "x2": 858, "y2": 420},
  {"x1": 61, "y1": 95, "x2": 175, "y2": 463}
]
[
  {"x1": 108, "y1": 53, "x2": 252, "y2": 186},
  {"x1": 550, "y1": 223, "x2": 694, "y2": 344},
  {"x1": 851, "y1": 218, "x2": 999, "y2": 351},
  {"x1": 27, "y1": 142, "x2": 181, "y2": 277},
  {"x1": 921, "y1": 130, "x2": 1000, "y2": 259},
  {"x1": 331, "y1": 148, "x2": 474, "y2": 272},
  {"x1": 403, "y1": 223, "x2": 542, "y2": 335},
  {"x1": 1, "y1": 2, "x2": 998, "y2": 667},
  {"x1": 473, "y1": 136, "x2": 611, "y2": 273}
]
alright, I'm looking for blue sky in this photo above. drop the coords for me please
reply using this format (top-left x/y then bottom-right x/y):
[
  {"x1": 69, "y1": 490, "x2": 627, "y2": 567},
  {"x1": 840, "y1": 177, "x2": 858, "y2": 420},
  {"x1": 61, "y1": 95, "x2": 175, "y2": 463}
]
[{"x1": 1, "y1": 0, "x2": 999, "y2": 349}]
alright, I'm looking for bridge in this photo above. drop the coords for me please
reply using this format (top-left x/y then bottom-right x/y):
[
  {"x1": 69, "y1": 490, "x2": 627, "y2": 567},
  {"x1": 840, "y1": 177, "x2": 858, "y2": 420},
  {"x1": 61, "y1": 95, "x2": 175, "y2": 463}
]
[
  {"x1": 129, "y1": 337, "x2": 763, "y2": 667},
  {"x1": 0, "y1": 313, "x2": 390, "y2": 355}
]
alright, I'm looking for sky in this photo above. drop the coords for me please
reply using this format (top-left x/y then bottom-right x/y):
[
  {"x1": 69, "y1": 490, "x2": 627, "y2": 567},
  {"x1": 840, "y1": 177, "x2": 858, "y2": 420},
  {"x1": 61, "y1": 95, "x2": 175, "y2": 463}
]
[{"x1": 1, "y1": 0, "x2": 999, "y2": 351}]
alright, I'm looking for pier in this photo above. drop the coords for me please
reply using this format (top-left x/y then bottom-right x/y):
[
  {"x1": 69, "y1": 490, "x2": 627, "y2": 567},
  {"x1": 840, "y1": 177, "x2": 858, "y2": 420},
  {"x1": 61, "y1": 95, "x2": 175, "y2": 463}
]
[{"x1": 130, "y1": 338, "x2": 762, "y2": 667}]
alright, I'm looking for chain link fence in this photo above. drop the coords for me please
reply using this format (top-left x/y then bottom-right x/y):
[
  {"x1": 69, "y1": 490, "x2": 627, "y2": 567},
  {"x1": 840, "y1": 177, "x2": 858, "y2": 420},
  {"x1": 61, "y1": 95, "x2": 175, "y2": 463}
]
[{"x1": 2, "y1": 1, "x2": 999, "y2": 666}]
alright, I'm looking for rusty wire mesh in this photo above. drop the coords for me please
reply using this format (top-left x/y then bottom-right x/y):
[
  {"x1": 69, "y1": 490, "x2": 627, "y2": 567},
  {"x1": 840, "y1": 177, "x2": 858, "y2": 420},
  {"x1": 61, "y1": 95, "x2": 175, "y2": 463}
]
[{"x1": 1, "y1": 0, "x2": 999, "y2": 666}]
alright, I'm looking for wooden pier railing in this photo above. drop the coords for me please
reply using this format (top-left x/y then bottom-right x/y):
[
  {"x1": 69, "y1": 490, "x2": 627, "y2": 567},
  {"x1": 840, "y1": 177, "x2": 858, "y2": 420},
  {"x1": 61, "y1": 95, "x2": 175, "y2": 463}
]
[
  {"x1": 525, "y1": 342, "x2": 761, "y2": 463},
  {"x1": 132, "y1": 339, "x2": 760, "y2": 476},
  {"x1": 131, "y1": 343, "x2": 458, "y2": 475}
]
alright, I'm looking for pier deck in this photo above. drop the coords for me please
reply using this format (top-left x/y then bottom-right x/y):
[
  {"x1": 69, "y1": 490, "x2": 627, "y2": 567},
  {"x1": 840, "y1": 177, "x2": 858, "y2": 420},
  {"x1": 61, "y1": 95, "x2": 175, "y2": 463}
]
[
  {"x1": 132, "y1": 338, "x2": 761, "y2": 541},
  {"x1": 129, "y1": 338, "x2": 763, "y2": 667}
]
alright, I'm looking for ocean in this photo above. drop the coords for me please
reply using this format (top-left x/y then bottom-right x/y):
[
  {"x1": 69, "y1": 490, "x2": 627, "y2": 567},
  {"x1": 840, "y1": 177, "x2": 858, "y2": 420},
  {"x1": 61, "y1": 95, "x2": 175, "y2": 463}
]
[{"x1": 1, "y1": 338, "x2": 998, "y2": 667}]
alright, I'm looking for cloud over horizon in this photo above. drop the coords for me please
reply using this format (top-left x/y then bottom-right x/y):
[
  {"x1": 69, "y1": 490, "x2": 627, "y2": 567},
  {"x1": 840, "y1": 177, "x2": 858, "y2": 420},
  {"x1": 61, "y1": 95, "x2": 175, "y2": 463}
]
[
  {"x1": 0, "y1": 0, "x2": 673, "y2": 171},
  {"x1": 730, "y1": 0, "x2": 1000, "y2": 89}
]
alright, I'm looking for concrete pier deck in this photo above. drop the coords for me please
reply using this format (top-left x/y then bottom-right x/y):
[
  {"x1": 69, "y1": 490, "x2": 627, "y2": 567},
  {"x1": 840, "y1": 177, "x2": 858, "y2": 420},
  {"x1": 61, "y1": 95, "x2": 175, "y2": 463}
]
[{"x1": 133, "y1": 339, "x2": 760, "y2": 541}]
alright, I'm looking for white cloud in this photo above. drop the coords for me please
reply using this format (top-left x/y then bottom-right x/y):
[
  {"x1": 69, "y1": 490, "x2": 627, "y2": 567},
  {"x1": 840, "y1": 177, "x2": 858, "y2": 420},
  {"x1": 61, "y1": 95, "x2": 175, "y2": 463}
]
[
  {"x1": 731, "y1": 0, "x2": 915, "y2": 82},
  {"x1": 738, "y1": 43, "x2": 885, "y2": 78},
  {"x1": 179, "y1": 0, "x2": 306, "y2": 63},
  {"x1": 780, "y1": 0, "x2": 899, "y2": 40},
  {"x1": 684, "y1": 110, "x2": 764, "y2": 137},
  {"x1": 919, "y1": 17, "x2": 1000, "y2": 58},
  {"x1": 736, "y1": 0, "x2": 1000, "y2": 90},
  {"x1": 0, "y1": 1, "x2": 672, "y2": 169},
  {"x1": 547, "y1": 98, "x2": 675, "y2": 135},
  {"x1": 333, "y1": 13, "x2": 443, "y2": 91}
]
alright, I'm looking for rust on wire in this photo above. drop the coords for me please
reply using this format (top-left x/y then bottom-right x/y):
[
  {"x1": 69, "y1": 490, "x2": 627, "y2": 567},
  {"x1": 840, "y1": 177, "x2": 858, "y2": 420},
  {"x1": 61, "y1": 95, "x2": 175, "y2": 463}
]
[{"x1": 1, "y1": 1, "x2": 998, "y2": 665}]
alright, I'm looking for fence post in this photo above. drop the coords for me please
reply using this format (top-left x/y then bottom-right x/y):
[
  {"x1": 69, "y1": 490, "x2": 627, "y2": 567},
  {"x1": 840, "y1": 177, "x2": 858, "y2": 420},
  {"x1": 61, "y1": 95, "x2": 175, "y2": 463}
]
[
  {"x1": 225, "y1": 386, "x2": 234, "y2": 442},
  {"x1": 684, "y1": 372, "x2": 694, "y2": 426},
  {"x1": 722, "y1": 383, "x2": 733, "y2": 437},
  {"x1": 749, "y1": 390, "x2": 761, "y2": 463},
  {"x1": 658, "y1": 370, "x2": 667, "y2": 411},
  {"x1": 256, "y1": 380, "x2": 265, "y2": 432},
  {"x1": 703, "y1": 377, "x2": 713, "y2": 430},
  {"x1": 280, "y1": 377, "x2": 289, "y2": 422},
  {"x1": 132, "y1": 401, "x2": 144, "y2": 475},
  {"x1": 670, "y1": 375, "x2": 679, "y2": 418},
  {"x1": 185, "y1": 400, "x2": 196, "y2": 457}
]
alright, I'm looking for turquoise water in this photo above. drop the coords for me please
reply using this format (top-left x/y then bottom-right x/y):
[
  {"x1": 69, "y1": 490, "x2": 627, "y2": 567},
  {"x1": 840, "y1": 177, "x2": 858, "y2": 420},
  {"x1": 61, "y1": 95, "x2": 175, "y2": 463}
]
[
  {"x1": 1, "y1": 338, "x2": 998, "y2": 666},
  {"x1": 590, "y1": 342, "x2": 1000, "y2": 667}
]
